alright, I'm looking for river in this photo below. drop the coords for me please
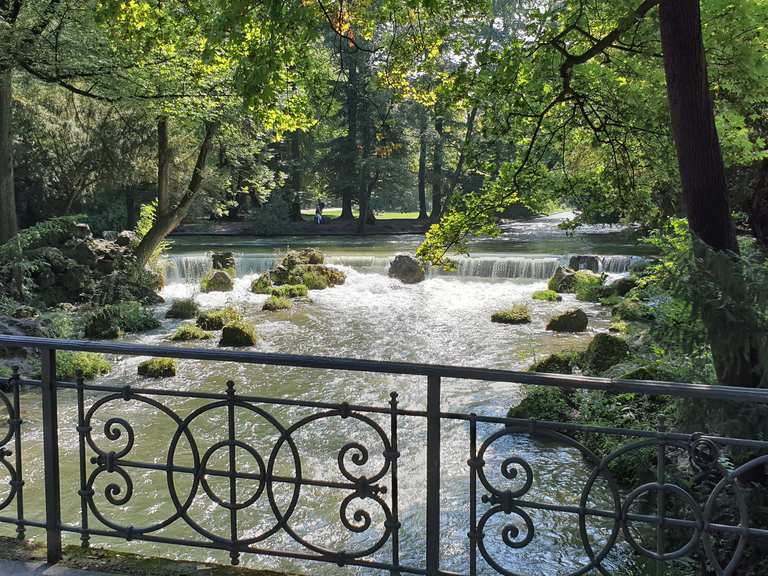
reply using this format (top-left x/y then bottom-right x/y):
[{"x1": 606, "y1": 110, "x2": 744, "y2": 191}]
[{"x1": 2, "y1": 214, "x2": 650, "y2": 575}]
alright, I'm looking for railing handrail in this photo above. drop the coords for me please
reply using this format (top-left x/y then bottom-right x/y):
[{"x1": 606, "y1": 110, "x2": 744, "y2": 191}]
[{"x1": 2, "y1": 334, "x2": 767, "y2": 404}]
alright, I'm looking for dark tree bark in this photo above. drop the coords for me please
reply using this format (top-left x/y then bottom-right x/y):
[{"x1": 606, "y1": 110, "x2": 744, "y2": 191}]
[
  {"x1": 157, "y1": 116, "x2": 171, "y2": 218},
  {"x1": 0, "y1": 69, "x2": 17, "y2": 244},
  {"x1": 659, "y1": 0, "x2": 761, "y2": 386},
  {"x1": 417, "y1": 108, "x2": 428, "y2": 220},
  {"x1": 751, "y1": 159, "x2": 768, "y2": 251},
  {"x1": 134, "y1": 122, "x2": 218, "y2": 267},
  {"x1": 340, "y1": 49, "x2": 358, "y2": 220},
  {"x1": 430, "y1": 115, "x2": 444, "y2": 222},
  {"x1": 287, "y1": 130, "x2": 305, "y2": 222},
  {"x1": 357, "y1": 93, "x2": 373, "y2": 235},
  {"x1": 446, "y1": 105, "x2": 478, "y2": 201}
]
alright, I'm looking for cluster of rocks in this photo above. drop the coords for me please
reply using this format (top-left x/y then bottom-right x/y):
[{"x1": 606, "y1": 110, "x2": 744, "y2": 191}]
[
  {"x1": 200, "y1": 252, "x2": 236, "y2": 293},
  {"x1": 251, "y1": 248, "x2": 346, "y2": 295}
]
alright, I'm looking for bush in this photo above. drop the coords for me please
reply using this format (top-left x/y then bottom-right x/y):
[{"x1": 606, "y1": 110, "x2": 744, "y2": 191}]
[
  {"x1": 528, "y1": 353, "x2": 575, "y2": 374},
  {"x1": 574, "y1": 271, "x2": 605, "y2": 301},
  {"x1": 507, "y1": 386, "x2": 575, "y2": 422},
  {"x1": 613, "y1": 298, "x2": 655, "y2": 321},
  {"x1": 170, "y1": 324, "x2": 211, "y2": 341},
  {"x1": 491, "y1": 305, "x2": 531, "y2": 325},
  {"x1": 581, "y1": 334, "x2": 630, "y2": 374},
  {"x1": 263, "y1": 296, "x2": 292, "y2": 311},
  {"x1": 219, "y1": 321, "x2": 258, "y2": 347},
  {"x1": 137, "y1": 358, "x2": 177, "y2": 378},
  {"x1": 531, "y1": 290, "x2": 561, "y2": 302},
  {"x1": 84, "y1": 301, "x2": 160, "y2": 339},
  {"x1": 196, "y1": 307, "x2": 241, "y2": 330},
  {"x1": 546, "y1": 309, "x2": 588, "y2": 332},
  {"x1": 166, "y1": 298, "x2": 199, "y2": 319},
  {"x1": 599, "y1": 295, "x2": 622, "y2": 307},
  {"x1": 269, "y1": 284, "x2": 309, "y2": 299},
  {"x1": 200, "y1": 269, "x2": 234, "y2": 293},
  {"x1": 56, "y1": 352, "x2": 111, "y2": 380},
  {"x1": 250, "y1": 273, "x2": 273, "y2": 294}
]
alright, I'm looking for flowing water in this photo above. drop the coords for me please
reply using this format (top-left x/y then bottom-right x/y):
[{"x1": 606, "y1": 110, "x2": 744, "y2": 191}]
[{"x1": 2, "y1": 214, "x2": 650, "y2": 575}]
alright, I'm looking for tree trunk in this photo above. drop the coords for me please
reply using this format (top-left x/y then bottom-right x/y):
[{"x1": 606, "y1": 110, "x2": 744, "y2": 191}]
[
  {"x1": 430, "y1": 115, "x2": 444, "y2": 222},
  {"x1": 134, "y1": 122, "x2": 218, "y2": 267},
  {"x1": 659, "y1": 0, "x2": 760, "y2": 386},
  {"x1": 751, "y1": 159, "x2": 768, "y2": 251},
  {"x1": 340, "y1": 50, "x2": 358, "y2": 220},
  {"x1": 357, "y1": 95, "x2": 373, "y2": 235},
  {"x1": 157, "y1": 116, "x2": 171, "y2": 218},
  {"x1": 0, "y1": 69, "x2": 17, "y2": 244},
  {"x1": 417, "y1": 109, "x2": 428, "y2": 220},
  {"x1": 446, "y1": 106, "x2": 478, "y2": 201}
]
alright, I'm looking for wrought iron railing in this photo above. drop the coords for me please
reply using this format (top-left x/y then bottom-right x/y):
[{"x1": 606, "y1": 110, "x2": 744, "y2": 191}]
[{"x1": 0, "y1": 334, "x2": 766, "y2": 575}]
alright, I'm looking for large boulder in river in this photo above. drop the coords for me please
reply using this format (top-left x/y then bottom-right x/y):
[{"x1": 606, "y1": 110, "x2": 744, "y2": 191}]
[
  {"x1": 568, "y1": 255, "x2": 600, "y2": 272},
  {"x1": 212, "y1": 251, "x2": 236, "y2": 270},
  {"x1": 200, "y1": 269, "x2": 234, "y2": 293},
  {"x1": 547, "y1": 266, "x2": 577, "y2": 292},
  {"x1": 546, "y1": 309, "x2": 588, "y2": 332},
  {"x1": 581, "y1": 333, "x2": 630, "y2": 374},
  {"x1": 388, "y1": 255, "x2": 425, "y2": 284}
]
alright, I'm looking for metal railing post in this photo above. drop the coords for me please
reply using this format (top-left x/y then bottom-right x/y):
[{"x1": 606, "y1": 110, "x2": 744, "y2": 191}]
[
  {"x1": 41, "y1": 348, "x2": 62, "y2": 563},
  {"x1": 426, "y1": 375, "x2": 441, "y2": 575}
]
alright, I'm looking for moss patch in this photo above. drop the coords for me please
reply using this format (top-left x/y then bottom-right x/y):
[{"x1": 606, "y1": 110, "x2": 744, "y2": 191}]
[
  {"x1": 613, "y1": 298, "x2": 655, "y2": 321},
  {"x1": 201, "y1": 269, "x2": 234, "y2": 293},
  {"x1": 166, "y1": 298, "x2": 199, "y2": 319},
  {"x1": 507, "y1": 386, "x2": 575, "y2": 422},
  {"x1": 57, "y1": 351, "x2": 111, "y2": 380},
  {"x1": 573, "y1": 270, "x2": 605, "y2": 301},
  {"x1": 491, "y1": 304, "x2": 531, "y2": 324},
  {"x1": 137, "y1": 358, "x2": 177, "y2": 378},
  {"x1": 546, "y1": 309, "x2": 588, "y2": 332},
  {"x1": 84, "y1": 301, "x2": 160, "y2": 339},
  {"x1": 263, "y1": 295, "x2": 293, "y2": 311},
  {"x1": 250, "y1": 272, "x2": 273, "y2": 294},
  {"x1": 581, "y1": 333, "x2": 630, "y2": 374},
  {"x1": 269, "y1": 284, "x2": 309, "y2": 298},
  {"x1": 219, "y1": 321, "x2": 258, "y2": 347},
  {"x1": 196, "y1": 307, "x2": 241, "y2": 330},
  {"x1": 170, "y1": 324, "x2": 212, "y2": 341},
  {"x1": 531, "y1": 289, "x2": 561, "y2": 302},
  {"x1": 528, "y1": 352, "x2": 575, "y2": 374}
]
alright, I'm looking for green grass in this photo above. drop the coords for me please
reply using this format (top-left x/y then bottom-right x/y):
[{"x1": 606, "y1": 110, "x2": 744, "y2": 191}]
[{"x1": 301, "y1": 209, "x2": 422, "y2": 221}]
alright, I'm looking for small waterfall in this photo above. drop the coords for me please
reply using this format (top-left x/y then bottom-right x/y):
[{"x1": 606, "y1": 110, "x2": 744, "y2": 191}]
[{"x1": 161, "y1": 254, "x2": 276, "y2": 283}]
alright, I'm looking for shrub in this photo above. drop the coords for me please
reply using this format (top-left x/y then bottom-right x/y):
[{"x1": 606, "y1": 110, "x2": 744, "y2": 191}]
[
  {"x1": 507, "y1": 386, "x2": 575, "y2": 422},
  {"x1": 219, "y1": 321, "x2": 258, "y2": 347},
  {"x1": 170, "y1": 324, "x2": 211, "y2": 341},
  {"x1": 546, "y1": 309, "x2": 588, "y2": 332},
  {"x1": 608, "y1": 320, "x2": 628, "y2": 334},
  {"x1": 581, "y1": 334, "x2": 630, "y2": 374},
  {"x1": 84, "y1": 301, "x2": 160, "y2": 339},
  {"x1": 196, "y1": 308, "x2": 241, "y2": 330},
  {"x1": 574, "y1": 271, "x2": 605, "y2": 301},
  {"x1": 166, "y1": 298, "x2": 199, "y2": 319},
  {"x1": 250, "y1": 273, "x2": 273, "y2": 294},
  {"x1": 269, "y1": 284, "x2": 308, "y2": 299},
  {"x1": 263, "y1": 296, "x2": 292, "y2": 311},
  {"x1": 528, "y1": 353, "x2": 575, "y2": 374},
  {"x1": 200, "y1": 269, "x2": 234, "y2": 293},
  {"x1": 531, "y1": 290, "x2": 561, "y2": 302},
  {"x1": 137, "y1": 358, "x2": 177, "y2": 378},
  {"x1": 491, "y1": 305, "x2": 531, "y2": 325},
  {"x1": 57, "y1": 352, "x2": 111, "y2": 380},
  {"x1": 599, "y1": 295, "x2": 622, "y2": 307},
  {"x1": 613, "y1": 298, "x2": 655, "y2": 321}
]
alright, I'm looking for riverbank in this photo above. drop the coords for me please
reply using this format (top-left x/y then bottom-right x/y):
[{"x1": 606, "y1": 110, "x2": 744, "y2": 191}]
[{"x1": 172, "y1": 217, "x2": 430, "y2": 237}]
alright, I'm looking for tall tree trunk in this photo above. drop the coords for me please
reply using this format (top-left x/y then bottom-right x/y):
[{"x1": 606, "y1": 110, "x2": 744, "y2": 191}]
[
  {"x1": 357, "y1": 96, "x2": 373, "y2": 235},
  {"x1": 287, "y1": 130, "x2": 304, "y2": 222},
  {"x1": 659, "y1": 0, "x2": 760, "y2": 386},
  {"x1": 340, "y1": 50, "x2": 358, "y2": 220},
  {"x1": 157, "y1": 116, "x2": 171, "y2": 218},
  {"x1": 751, "y1": 159, "x2": 768, "y2": 251},
  {"x1": 134, "y1": 122, "x2": 218, "y2": 267},
  {"x1": 446, "y1": 106, "x2": 478, "y2": 201},
  {"x1": 417, "y1": 109, "x2": 428, "y2": 220},
  {"x1": 430, "y1": 115, "x2": 444, "y2": 222},
  {"x1": 0, "y1": 69, "x2": 17, "y2": 244}
]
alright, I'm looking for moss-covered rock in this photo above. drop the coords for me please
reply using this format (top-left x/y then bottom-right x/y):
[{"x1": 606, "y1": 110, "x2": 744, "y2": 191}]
[
  {"x1": 531, "y1": 289, "x2": 561, "y2": 302},
  {"x1": 57, "y1": 351, "x2": 111, "y2": 380},
  {"x1": 200, "y1": 269, "x2": 234, "y2": 293},
  {"x1": 599, "y1": 295, "x2": 622, "y2": 307},
  {"x1": 263, "y1": 296, "x2": 292, "y2": 311},
  {"x1": 299, "y1": 269, "x2": 330, "y2": 289},
  {"x1": 137, "y1": 358, "x2": 177, "y2": 378},
  {"x1": 170, "y1": 324, "x2": 212, "y2": 341},
  {"x1": 507, "y1": 386, "x2": 575, "y2": 422},
  {"x1": 546, "y1": 309, "x2": 588, "y2": 332},
  {"x1": 573, "y1": 270, "x2": 605, "y2": 301},
  {"x1": 528, "y1": 353, "x2": 575, "y2": 374},
  {"x1": 269, "y1": 284, "x2": 309, "y2": 298},
  {"x1": 250, "y1": 273, "x2": 273, "y2": 294},
  {"x1": 618, "y1": 365, "x2": 678, "y2": 382},
  {"x1": 491, "y1": 304, "x2": 531, "y2": 325},
  {"x1": 196, "y1": 307, "x2": 241, "y2": 330},
  {"x1": 84, "y1": 301, "x2": 160, "y2": 339},
  {"x1": 613, "y1": 298, "x2": 655, "y2": 321},
  {"x1": 611, "y1": 276, "x2": 637, "y2": 297},
  {"x1": 12, "y1": 305, "x2": 38, "y2": 319},
  {"x1": 165, "y1": 298, "x2": 199, "y2": 319},
  {"x1": 547, "y1": 266, "x2": 576, "y2": 292},
  {"x1": 582, "y1": 333, "x2": 630, "y2": 374},
  {"x1": 219, "y1": 321, "x2": 258, "y2": 347}
]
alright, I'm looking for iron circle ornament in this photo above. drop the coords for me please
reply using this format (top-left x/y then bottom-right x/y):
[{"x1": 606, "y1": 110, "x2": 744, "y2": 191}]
[
  {"x1": 198, "y1": 439, "x2": 267, "y2": 511},
  {"x1": 476, "y1": 505, "x2": 536, "y2": 576}
]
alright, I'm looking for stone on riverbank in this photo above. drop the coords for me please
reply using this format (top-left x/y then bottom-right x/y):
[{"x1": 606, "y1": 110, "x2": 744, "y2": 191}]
[
  {"x1": 219, "y1": 321, "x2": 257, "y2": 347},
  {"x1": 263, "y1": 296, "x2": 292, "y2": 311},
  {"x1": 212, "y1": 252, "x2": 236, "y2": 270},
  {"x1": 250, "y1": 273, "x2": 273, "y2": 294},
  {"x1": 507, "y1": 386, "x2": 575, "y2": 422},
  {"x1": 532, "y1": 289, "x2": 561, "y2": 302},
  {"x1": 57, "y1": 351, "x2": 111, "y2": 380},
  {"x1": 170, "y1": 324, "x2": 211, "y2": 341},
  {"x1": 200, "y1": 269, "x2": 234, "y2": 293},
  {"x1": 138, "y1": 358, "x2": 177, "y2": 378},
  {"x1": 196, "y1": 307, "x2": 241, "y2": 330},
  {"x1": 491, "y1": 305, "x2": 531, "y2": 325},
  {"x1": 568, "y1": 255, "x2": 600, "y2": 272},
  {"x1": 528, "y1": 353, "x2": 575, "y2": 374},
  {"x1": 388, "y1": 254, "x2": 425, "y2": 284},
  {"x1": 546, "y1": 309, "x2": 588, "y2": 332},
  {"x1": 269, "y1": 284, "x2": 309, "y2": 298},
  {"x1": 84, "y1": 301, "x2": 160, "y2": 339},
  {"x1": 165, "y1": 298, "x2": 199, "y2": 319},
  {"x1": 582, "y1": 333, "x2": 630, "y2": 374}
]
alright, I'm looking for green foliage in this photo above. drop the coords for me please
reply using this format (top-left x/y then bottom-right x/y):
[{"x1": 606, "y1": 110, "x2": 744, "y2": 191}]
[
  {"x1": 573, "y1": 271, "x2": 605, "y2": 302},
  {"x1": 531, "y1": 290, "x2": 560, "y2": 302},
  {"x1": 269, "y1": 284, "x2": 309, "y2": 299},
  {"x1": 166, "y1": 298, "x2": 199, "y2": 319},
  {"x1": 196, "y1": 308, "x2": 241, "y2": 330},
  {"x1": 299, "y1": 270, "x2": 330, "y2": 290},
  {"x1": 137, "y1": 358, "x2": 177, "y2": 378},
  {"x1": 263, "y1": 296, "x2": 292, "y2": 311},
  {"x1": 250, "y1": 273, "x2": 273, "y2": 294},
  {"x1": 581, "y1": 334, "x2": 630, "y2": 374},
  {"x1": 507, "y1": 386, "x2": 575, "y2": 422},
  {"x1": 134, "y1": 201, "x2": 169, "y2": 266},
  {"x1": 612, "y1": 298, "x2": 655, "y2": 322},
  {"x1": 84, "y1": 301, "x2": 160, "y2": 339},
  {"x1": 57, "y1": 352, "x2": 111, "y2": 381},
  {"x1": 219, "y1": 321, "x2": 258, "y2": 347},
  {"x1": 170, "y1": 324, "x2": 211, "y2": 341},
  {"x1": 491, "y1": 305, "x2": 531, "y2": 325},
  {"x1": 0, "y1": 216, "x2": 86, "y2": 261},
  {"x1": 528, "y1": 353, "x2": 575, "y2": 374},
  {"x1": 599, "y1": 295, "x2": 622, "y2": 307}
]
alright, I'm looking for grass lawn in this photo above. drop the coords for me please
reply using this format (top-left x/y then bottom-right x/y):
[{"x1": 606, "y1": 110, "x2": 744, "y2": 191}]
[{"x1": 301, "y1": 209, "x2": 422, "y2": 220}]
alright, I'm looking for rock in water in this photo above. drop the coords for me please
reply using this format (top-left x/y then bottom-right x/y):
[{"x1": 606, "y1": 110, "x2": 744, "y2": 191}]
[
  {"x1": 201, "y1": 269, "x2": 234, "y2": 293},
  {"x1": 547, "y1": 266, "x2": 576, "y2": 292},
  {"x1": 546, "y1": 309, "x2": 588, "y2": 332},
  {"x1": 212, "y1": 251, "x2": 236, "y2": 270},
  {"x1": 568, "y1": 255, "x2": 600, "y2": 272},
  {"x1": 388, "y1": 254, "x2": 425, "y2": 284}
]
